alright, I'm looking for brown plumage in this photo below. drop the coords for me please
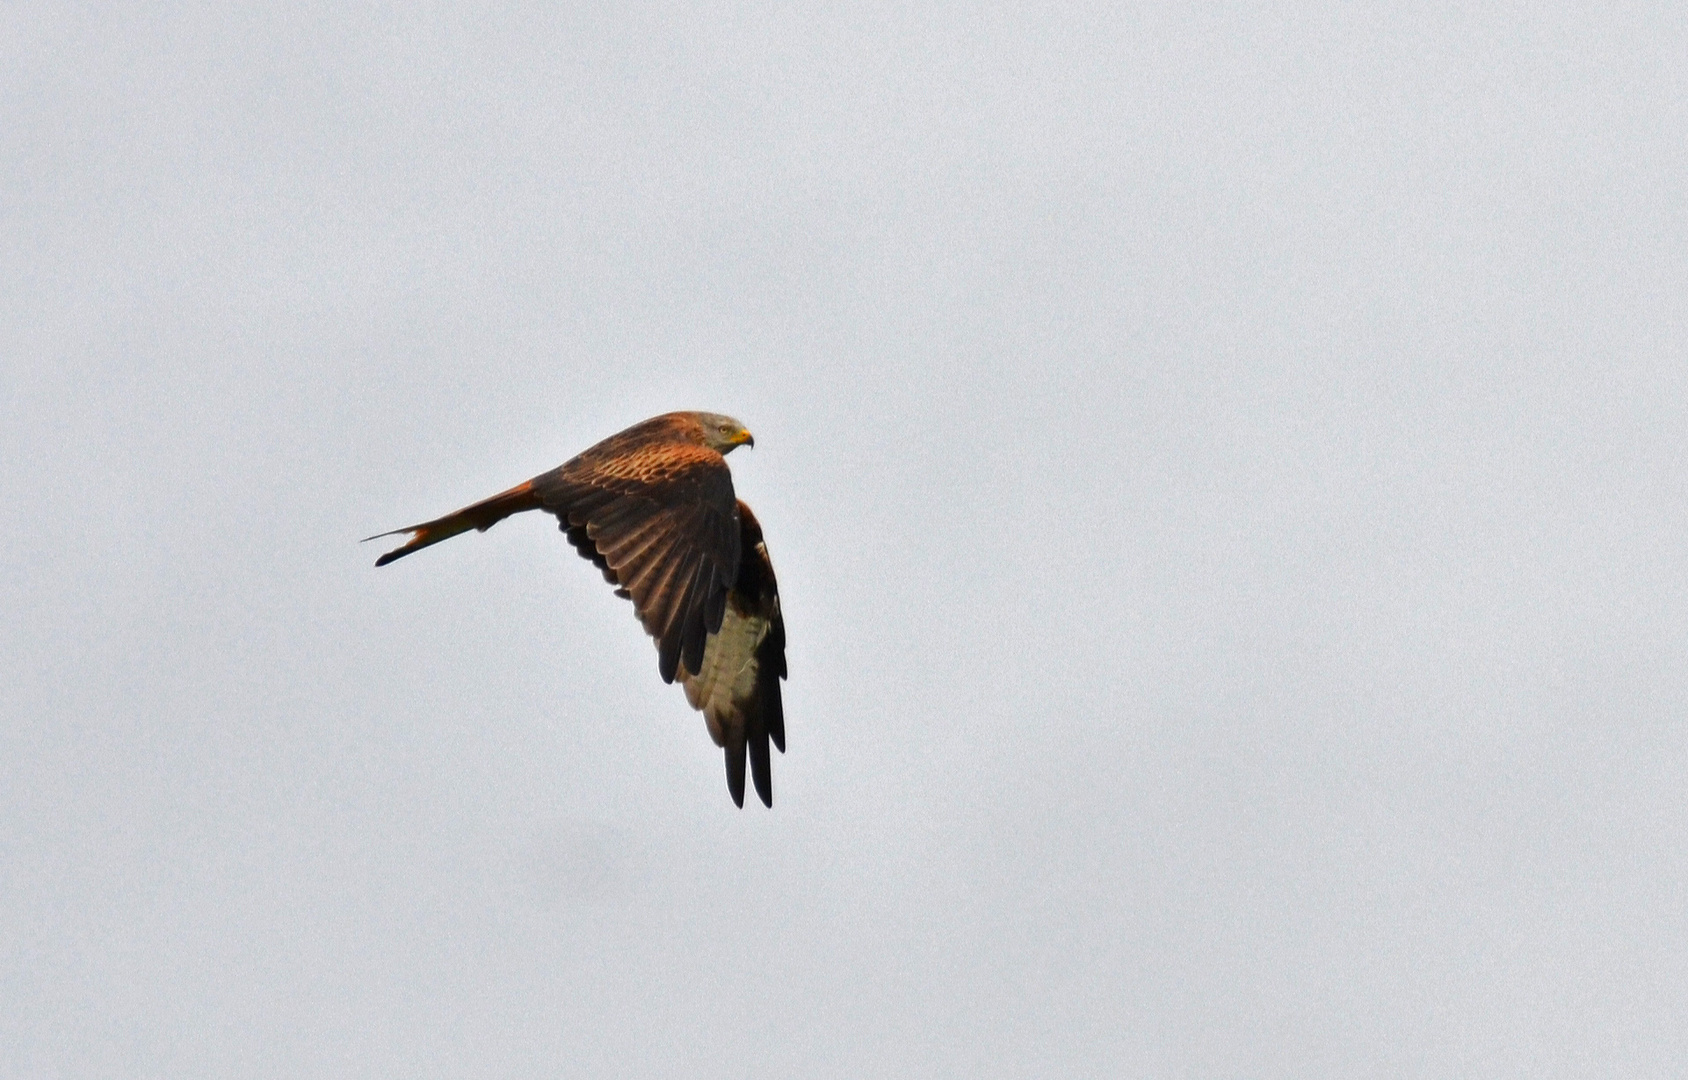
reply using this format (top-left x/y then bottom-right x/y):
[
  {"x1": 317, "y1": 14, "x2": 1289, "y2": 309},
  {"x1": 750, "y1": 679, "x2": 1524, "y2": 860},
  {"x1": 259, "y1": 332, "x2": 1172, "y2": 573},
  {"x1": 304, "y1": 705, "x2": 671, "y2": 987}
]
[{"x1": 368, "y1": 411, "x2": 787, "y2": 807}]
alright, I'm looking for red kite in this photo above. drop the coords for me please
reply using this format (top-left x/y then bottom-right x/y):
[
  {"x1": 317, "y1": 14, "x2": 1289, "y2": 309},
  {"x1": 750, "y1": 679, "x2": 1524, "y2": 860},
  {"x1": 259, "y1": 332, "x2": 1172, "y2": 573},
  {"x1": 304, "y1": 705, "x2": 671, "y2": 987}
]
[{"x1": 369, "y1": 412, "x2": 786, "y2": 807}]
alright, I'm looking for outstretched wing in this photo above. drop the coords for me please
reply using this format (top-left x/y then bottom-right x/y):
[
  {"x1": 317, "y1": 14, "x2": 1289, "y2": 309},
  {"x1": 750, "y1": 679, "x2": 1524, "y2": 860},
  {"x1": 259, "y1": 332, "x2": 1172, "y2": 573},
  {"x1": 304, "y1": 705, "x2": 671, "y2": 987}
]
[
  {"x1": 531, "y1": 416, "x2": 742, "y2": 685},
  {"x1": 678, "y1": 501, "x2": 786, "y2": 807}
]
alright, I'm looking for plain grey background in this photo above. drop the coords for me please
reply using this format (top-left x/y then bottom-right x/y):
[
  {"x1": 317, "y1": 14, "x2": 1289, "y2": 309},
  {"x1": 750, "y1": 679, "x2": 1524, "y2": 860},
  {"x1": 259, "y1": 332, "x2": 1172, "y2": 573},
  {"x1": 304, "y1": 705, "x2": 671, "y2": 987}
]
[{"x1": 3, "y1": 2, "x2": 1685, "y2": 1076}]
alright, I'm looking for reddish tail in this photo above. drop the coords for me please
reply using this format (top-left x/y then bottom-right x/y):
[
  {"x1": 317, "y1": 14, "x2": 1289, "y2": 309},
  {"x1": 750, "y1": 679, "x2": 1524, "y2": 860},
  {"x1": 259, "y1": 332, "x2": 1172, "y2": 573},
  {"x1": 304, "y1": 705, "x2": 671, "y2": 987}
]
[{"x1": 367, "y1": 480, "x2": 542, "y2": 566}]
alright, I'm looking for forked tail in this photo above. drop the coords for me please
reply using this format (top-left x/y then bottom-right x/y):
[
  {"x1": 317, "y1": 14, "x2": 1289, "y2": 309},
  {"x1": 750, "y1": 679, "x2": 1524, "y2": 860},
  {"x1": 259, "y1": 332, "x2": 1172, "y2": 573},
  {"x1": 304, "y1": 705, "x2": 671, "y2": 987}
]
[{"x1": 365, "y1": 480, "x2": 542, "y2": 566}]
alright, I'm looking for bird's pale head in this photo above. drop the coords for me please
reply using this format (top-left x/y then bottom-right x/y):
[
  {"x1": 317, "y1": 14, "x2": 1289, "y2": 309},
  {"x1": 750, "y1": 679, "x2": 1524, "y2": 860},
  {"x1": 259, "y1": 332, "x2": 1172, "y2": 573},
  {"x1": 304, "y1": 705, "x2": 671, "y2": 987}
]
[{"x1": 692, "y1": 412, "x2": 755, "y2": 454}]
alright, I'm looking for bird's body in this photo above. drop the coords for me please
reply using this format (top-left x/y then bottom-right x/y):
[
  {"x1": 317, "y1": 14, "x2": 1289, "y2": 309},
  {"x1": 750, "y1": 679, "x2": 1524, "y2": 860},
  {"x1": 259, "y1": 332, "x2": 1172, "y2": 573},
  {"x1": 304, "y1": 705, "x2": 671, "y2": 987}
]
[{"x1": 370, "y1": 412, "x2": 786, "y2": 807}]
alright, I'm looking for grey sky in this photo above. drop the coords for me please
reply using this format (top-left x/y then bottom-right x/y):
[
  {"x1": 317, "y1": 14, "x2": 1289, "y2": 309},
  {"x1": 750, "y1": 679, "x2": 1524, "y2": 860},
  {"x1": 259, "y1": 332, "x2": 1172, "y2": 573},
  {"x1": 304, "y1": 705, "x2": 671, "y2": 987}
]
[{"x1": 3, "y1": 2, "x2": 1685, "y2": 1076}]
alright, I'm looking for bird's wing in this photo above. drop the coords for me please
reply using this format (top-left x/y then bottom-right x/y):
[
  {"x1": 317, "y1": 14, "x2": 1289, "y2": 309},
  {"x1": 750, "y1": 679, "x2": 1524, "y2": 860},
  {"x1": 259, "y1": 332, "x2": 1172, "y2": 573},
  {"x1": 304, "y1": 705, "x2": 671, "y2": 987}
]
[
  {"x1": 679, "y1": 500, "x2": 785, "y2": 807},
  {"x1": 533, "y1": 434, "x2": 741, "y2": 685}
]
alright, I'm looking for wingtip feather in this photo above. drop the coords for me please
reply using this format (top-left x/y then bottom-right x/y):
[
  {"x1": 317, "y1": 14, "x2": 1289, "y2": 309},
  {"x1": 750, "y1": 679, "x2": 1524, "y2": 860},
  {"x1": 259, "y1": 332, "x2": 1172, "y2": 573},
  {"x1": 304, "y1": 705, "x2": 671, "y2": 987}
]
[
  {"x1": 749, "y1": 732, "x2": 773, "y2": 808},
  {"x1": 725, "y1": 732, "x2": 747, "y2": 808}
]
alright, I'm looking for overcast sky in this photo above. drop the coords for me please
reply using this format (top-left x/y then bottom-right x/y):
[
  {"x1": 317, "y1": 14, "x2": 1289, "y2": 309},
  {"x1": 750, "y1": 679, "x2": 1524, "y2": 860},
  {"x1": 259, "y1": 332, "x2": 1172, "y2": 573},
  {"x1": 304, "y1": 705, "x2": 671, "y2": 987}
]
[{"x1": 4, "y1": 2, "x2": 1686, "y2": 1076}]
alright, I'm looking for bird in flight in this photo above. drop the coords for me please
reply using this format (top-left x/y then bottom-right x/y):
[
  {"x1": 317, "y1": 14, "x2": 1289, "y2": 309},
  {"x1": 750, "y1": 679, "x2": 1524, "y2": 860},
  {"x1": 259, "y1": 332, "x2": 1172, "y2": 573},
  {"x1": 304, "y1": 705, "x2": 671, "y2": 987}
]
[{"x1": 368, "y1": 412, "x2": 786, "y2": 807}]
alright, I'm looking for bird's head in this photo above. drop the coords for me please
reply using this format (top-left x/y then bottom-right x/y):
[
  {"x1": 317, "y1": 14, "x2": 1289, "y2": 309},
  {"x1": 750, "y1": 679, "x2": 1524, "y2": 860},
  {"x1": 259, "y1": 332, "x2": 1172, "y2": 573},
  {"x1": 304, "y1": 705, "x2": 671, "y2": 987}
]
[{"x1": 694, "y1": 412, "x2": 755, "y2": 454}]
